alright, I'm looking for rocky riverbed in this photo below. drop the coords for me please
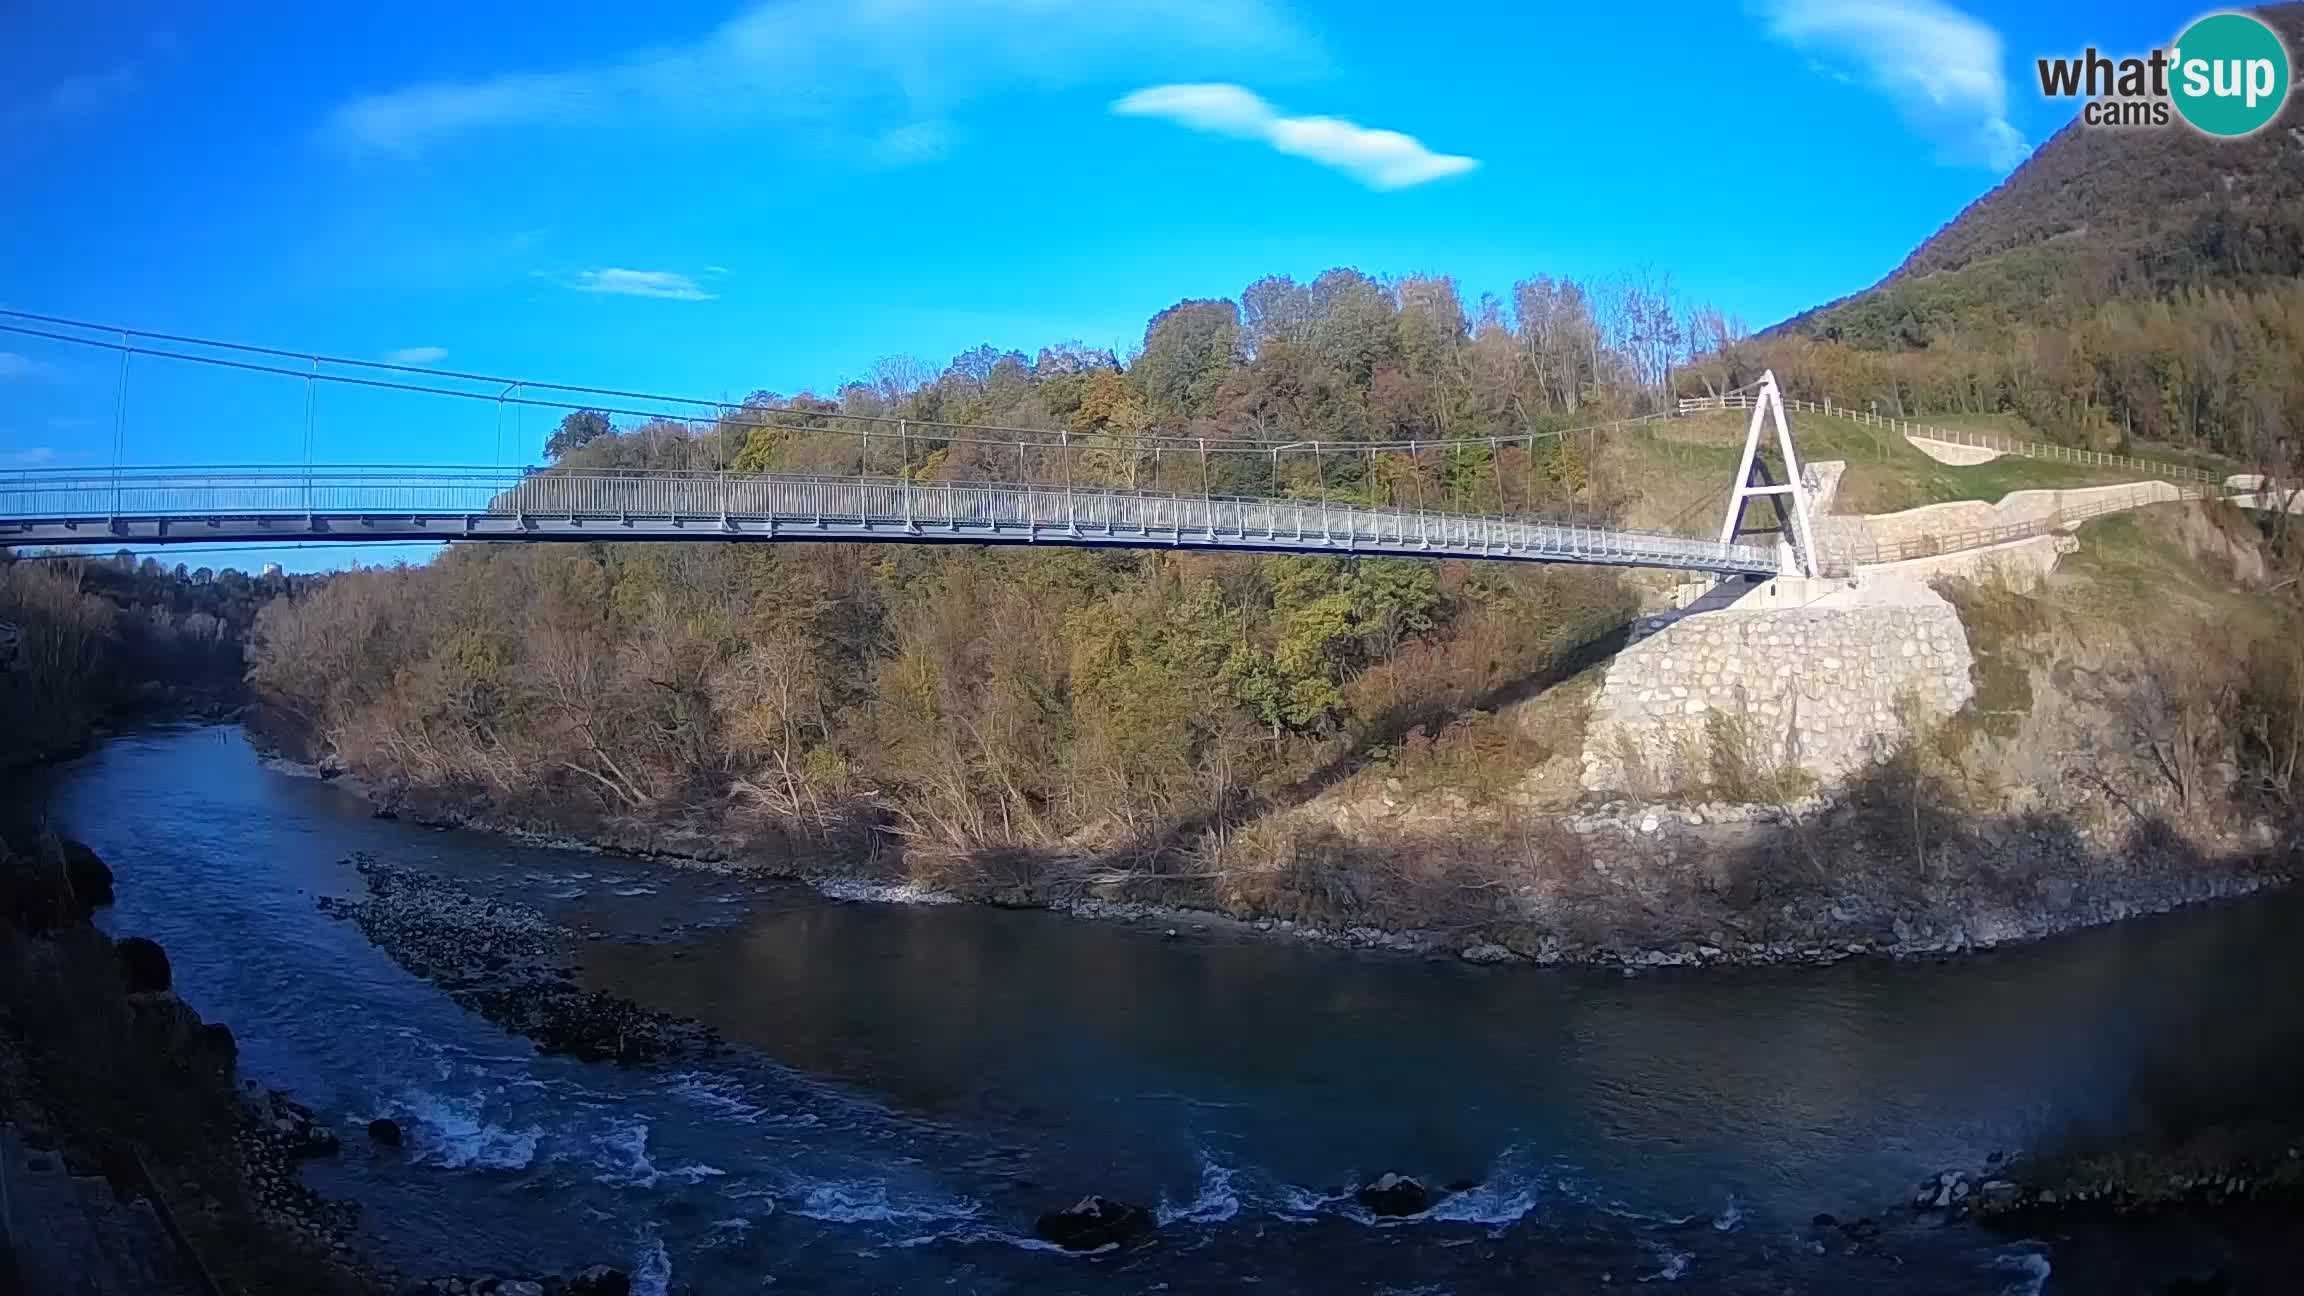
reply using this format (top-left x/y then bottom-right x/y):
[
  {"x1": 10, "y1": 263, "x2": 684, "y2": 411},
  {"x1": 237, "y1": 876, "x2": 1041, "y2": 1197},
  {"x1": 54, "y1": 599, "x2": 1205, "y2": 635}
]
[
  {"x1": 1, "y1": 824, "x2": 650, "y2": 1296},
  {"x1": 316, "y1": 857, "x2": 722, "y2": 1064}
]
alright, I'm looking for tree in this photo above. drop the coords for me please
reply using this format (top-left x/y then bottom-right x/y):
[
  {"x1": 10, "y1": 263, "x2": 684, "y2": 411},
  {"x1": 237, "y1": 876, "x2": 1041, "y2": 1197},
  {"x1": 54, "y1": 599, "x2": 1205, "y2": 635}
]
[
  {"x1": 1306, "y1": 269, "x2": 1399, "y2": 386},
  {"x1": 1033, "y1": 342, "x2": 1114, "y2": 378},
  {"x1": 545, "y1": 409, "x2": 613, "y2": 460},
  {"x1": 941, "y1": 344, "x2": 1003, "y2": 394},
  {"x1": 1135, "y1": 299, "x2": 1241, "y2": 419},
  {"x1": 1513, "y1": 275, "x2": 1600, "y2": 412},
  {"x1": 1242, "y1": 275, "x2": 1313, "y2": 355},
  {"x1": 868, "y1": 354, "x2": 935, "y2": 404}
]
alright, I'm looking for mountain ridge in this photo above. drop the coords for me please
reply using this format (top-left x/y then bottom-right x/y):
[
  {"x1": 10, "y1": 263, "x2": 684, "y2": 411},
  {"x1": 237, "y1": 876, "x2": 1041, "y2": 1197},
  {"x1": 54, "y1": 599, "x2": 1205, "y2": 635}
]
[{"x1": 1773, "y1": 2, "x2": 2304, "y2": 343}]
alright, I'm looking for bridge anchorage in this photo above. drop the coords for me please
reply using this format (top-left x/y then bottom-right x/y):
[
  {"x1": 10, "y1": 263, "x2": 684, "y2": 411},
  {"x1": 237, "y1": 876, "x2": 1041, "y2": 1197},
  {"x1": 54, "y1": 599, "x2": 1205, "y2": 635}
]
[{"x1": 0, "y1": 312, "x2": 1817, "y2": 580}]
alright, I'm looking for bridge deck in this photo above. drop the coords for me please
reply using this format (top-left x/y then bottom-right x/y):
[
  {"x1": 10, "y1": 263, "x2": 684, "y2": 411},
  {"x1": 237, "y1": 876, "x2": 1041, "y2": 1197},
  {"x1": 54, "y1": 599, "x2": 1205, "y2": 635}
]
[{"x1": 1, "y1": 467, "x2": 1779, "y2": 575}]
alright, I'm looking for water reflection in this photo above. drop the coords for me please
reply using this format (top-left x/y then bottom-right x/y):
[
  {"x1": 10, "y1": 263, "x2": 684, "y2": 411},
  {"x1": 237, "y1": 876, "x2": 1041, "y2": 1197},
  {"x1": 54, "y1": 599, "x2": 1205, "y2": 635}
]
[{"x1": 579, "y1": 861, "x2": 2304, "y2": 1222}]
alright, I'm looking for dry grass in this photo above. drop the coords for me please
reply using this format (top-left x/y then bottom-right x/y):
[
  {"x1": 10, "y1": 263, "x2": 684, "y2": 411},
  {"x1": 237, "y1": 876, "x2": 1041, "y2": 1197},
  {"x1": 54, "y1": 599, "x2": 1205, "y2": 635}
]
[{"x1": 2054, "y1": 504, "x2": 2278, "y2": 630}]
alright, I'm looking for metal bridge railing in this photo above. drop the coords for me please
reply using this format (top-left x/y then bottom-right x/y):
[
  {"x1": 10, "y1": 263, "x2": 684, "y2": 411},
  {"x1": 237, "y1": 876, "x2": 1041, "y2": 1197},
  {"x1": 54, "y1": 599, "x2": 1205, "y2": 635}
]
[
  {"x1": 1678, "y1": 395, "x2": 2220, "y2": 485},
  {"x1": 1810, "y1": 482, "x2": 2215, "y2": 575},
  {"x1": 0, "y1": 465, "x2": 1781, "y2": 575}
]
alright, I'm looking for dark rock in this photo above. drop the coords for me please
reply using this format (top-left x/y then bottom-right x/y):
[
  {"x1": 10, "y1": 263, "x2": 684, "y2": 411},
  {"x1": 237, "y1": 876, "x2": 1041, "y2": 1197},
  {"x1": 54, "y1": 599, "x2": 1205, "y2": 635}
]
[
  {"x1": 368, "y1": 1118, "x2": 404, "y2": 1148},
  {"x1": 1976, "y1": 1179, "x2": 2021, "y2": 1210},
  {"x1": 1033, "y1": 1195, "x2": 1153, "y2": 1251},
  {"x1": 1811, "y1": 1212, "x2": 1837, "y2": 1227},
  {"x1": 60, "y1": 839, "x2": 114, "y2": 907},
  {"x1": 1444, "y1": 1178, "x2": 1481, "y2": 1193},
  {"x1": 1844, "y1": 1217, "x2": 1880, "y2": 1241},
  {"x1": 117, "y1": 936, "x2": 172, "y2": 993},
  {"x1": 1356, "y1": 1172, "x2": 1430, "y2": 1217},
  {"x1": 1914, "y1": 1170, "x2": 1966, "y2": 1210},
  {"x1": 190, "y1": 1021, "x2": 238, "y2": 1070},
  {"x1": 315, "y1": 859, "x2": 720, "y2": 1065},
  {"x1": 568, "y1": 1266, "x2": 632, "y2": 1296}
]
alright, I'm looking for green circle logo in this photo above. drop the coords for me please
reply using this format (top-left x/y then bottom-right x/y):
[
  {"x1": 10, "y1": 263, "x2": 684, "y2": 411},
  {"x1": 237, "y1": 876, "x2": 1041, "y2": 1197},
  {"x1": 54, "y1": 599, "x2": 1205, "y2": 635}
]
[{"x1": 2170, "y1": 12, "x2": 2291, "y2": 137}]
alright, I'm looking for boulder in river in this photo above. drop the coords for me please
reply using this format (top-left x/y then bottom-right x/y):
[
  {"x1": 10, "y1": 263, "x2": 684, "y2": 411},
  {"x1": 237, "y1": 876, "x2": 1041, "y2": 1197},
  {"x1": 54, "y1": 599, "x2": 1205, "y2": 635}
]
[
  {"x1": 568, "y1": 1266, "x2": 633, "y2": 1296},
  {"x1": 1033, "y1": 1195, "x2": 1153, "y2": 1251},
  {"x1": 368, "y1": 1118, "x2": 404, "y2": 1148},
  {"x1": 60, "y1": 839, "x2": 114, "y2": 908},
  {"x1": 189, "y1": 1021, "x2": 238, "y2": 1072},
  {"x1": 117, "y1": 936, "x2": 172, "y2": 993},
  {"x1": 1914, "y1": 1170, "x2": 1969, "y2": 1210},
  {"x1": 1356, "y1": 1172, "x2": 1430, "y2": 1217}
]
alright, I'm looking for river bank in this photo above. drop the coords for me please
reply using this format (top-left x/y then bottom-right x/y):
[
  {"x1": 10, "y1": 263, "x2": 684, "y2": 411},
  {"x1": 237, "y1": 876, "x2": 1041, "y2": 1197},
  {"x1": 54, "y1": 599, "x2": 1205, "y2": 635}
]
[
  {"x1": 284, "y1": 729, "x2": 2294, "y2": 975},
  {"x1": 0, "y1": 808, "x2": 637, "y2": 1295},
  {"x1": 0, "y1": 824, "x2": 382, "y2": 1294}
]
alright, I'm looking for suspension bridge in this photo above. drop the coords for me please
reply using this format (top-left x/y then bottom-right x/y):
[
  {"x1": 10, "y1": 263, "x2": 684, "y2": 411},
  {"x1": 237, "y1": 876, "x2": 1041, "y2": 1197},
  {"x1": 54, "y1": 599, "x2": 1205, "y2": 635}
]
[{"x1": 0, "y1": 311, "x2": 2228, "y2": 578}]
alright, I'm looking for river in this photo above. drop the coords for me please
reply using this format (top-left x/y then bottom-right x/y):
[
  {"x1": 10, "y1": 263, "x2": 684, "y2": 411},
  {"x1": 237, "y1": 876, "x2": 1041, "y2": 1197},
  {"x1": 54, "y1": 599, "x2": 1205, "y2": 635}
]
[{"x1": 38, "y1": 725, "x2": 2304, "y2": 1293}]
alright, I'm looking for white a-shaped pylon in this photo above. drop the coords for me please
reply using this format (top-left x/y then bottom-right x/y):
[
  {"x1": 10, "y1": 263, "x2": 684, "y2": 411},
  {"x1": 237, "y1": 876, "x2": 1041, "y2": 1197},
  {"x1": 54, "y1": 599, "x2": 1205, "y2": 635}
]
[{"x1": 1717, "y1": 370, "x2": 1819, "y2": 577}]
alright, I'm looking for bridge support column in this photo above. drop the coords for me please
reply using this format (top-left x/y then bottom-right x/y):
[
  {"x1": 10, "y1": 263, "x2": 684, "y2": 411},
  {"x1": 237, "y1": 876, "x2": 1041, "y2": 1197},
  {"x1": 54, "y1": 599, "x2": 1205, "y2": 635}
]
[{"x1": 1717, "y1": 370, "x2": 1821, "y2": 578}]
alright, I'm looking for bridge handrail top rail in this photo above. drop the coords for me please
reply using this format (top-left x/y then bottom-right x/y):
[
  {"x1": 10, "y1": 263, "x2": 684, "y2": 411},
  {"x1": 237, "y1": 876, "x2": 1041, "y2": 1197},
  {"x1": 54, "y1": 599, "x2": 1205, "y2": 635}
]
[{"x1": 3, "y1": 465, "x2": 1772, "y2": 558}]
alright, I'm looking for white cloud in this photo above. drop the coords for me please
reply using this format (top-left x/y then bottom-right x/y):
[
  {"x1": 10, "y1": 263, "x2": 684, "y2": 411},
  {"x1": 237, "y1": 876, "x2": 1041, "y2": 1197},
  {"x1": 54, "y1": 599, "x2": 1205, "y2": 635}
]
[
  {"x1": 1755, "y1": 0, "x2": 2027, "y2": 170},
  {"x1": 0, "y1": 352, "x2": 53, "y2": 382},
  {"x1": 872, "y1": 120, "x2": 953, "y2": 165},
  {"x1": 1, "y1": 448, "x2": 56, "y2": 467},
  {"x1": 384, "y1": 346, "x2": 449, "y2": 365},
  {"x1": 324, "y1": 0, "x2": 1315, "y2": 156},
  {"x1": 8, "y1": 31, "x2": 176, "y2": 127},
  {"x1": 45, "y1": 62, "x2": 142, "y2": 116},
  {"x1": 5, "y1": 62, "x2": 138, "y2": 128},
  {"x1": 561, "y1": 269, "x2": 717, "y2": 301},
  {"x1": 1112, "y1": 84, "x2": 1478, "y2": 189}
]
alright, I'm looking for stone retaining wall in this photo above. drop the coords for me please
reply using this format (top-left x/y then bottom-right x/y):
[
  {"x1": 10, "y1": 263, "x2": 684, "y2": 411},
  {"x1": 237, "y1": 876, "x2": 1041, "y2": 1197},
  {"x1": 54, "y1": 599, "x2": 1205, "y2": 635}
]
[
  {"x1": 1581, "y1": 599, "x2": 1975, "y2": 793},
  {"x1": 1850, "y1": 481, "x2": 2184, "y2": 550},
  {"x1": 1853, "y1": 533, "x2": 2075, "y2": 593}
]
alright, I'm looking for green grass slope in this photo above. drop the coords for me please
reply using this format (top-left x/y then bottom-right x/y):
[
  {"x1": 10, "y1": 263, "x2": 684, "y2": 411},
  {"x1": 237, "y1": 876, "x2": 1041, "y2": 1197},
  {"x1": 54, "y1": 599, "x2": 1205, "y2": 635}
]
[{"x1": 1596, "y1": 410, "x2": 2156, "y2": 530}]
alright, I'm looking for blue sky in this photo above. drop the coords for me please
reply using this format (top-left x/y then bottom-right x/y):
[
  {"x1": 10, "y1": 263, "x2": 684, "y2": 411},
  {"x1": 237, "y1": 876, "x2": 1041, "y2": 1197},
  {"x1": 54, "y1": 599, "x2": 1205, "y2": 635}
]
[{"x1": 0, "y1": 0, "x2": 2205, "y2": 568}]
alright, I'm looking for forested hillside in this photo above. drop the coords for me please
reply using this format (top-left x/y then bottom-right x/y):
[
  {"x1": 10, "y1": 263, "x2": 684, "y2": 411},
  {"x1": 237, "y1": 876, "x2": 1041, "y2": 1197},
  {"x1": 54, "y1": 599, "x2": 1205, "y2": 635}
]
[
  {"x1": 1, "y1": 552, "x2": 284, "y2": 764},
  {"x1": 250, "y1": 264, "x2": 1713, "y2": 900},
  {"x1": 1752, "y1": 3, "x2": 2304, "y2": 462}
]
